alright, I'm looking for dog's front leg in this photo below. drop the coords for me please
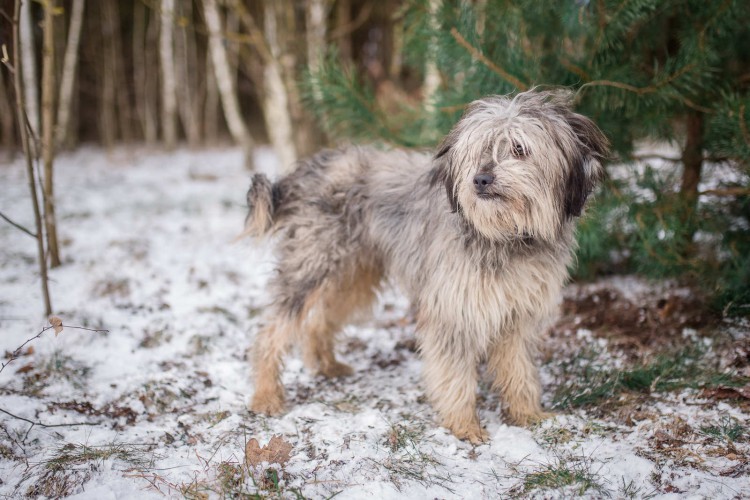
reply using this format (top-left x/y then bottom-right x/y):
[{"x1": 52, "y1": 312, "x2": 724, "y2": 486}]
[
  {"x1": 488, "y1": 322, "x2": 550, "y2": 426},
  {"x1": 419, "y1": 333, "x2": 487, "y2": 444}
]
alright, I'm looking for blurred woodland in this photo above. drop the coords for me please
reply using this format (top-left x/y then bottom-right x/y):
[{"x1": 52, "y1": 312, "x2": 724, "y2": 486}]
[{"x1": 1, "y1": 0, "x2": 749, "y2": 315}]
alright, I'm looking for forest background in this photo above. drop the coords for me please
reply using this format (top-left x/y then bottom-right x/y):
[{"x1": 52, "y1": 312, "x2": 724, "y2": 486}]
[{"x1": 1, "y1": 0, "x2": 748, "y2": 316}]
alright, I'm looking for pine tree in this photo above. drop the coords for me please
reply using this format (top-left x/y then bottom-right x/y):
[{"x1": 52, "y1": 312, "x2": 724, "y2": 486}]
[{"x1": 308, "y1": 0, "x2": 750, "y2": 314}]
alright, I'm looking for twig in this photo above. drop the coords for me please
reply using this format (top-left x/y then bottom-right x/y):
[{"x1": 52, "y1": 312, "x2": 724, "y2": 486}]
[
  {"x1": 0, "y1": 406, "x2": 100, "y2": 442},
  {"x1": 449, "y1": 27, "x2": 528, "y2": 91},
  {"x1": 0, "y1": 211, "x2": 37, "y2": 238},
  {"x1": 0, "y1": 407, "x2": 100, "y2": 429},
  {"x1": 577, "y1": 65, "x2": 713, "y2": 113},
  {"x1": 0, "y1": 322, "x2": 109, "y2": 374}
]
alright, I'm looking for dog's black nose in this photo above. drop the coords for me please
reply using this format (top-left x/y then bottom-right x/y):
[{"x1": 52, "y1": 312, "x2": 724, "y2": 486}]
[{"x1": 473, "y1": 173, "x2": 495, "y2": 193}]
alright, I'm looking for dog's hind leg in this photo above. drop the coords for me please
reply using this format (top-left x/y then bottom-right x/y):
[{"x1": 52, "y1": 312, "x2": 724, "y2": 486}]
[
  {"x1": 249, "y1": 315, "x2": 296, "y2": 415},
  {"x1": 302, "y1": 264, "x2": 381, "y2": 378}
]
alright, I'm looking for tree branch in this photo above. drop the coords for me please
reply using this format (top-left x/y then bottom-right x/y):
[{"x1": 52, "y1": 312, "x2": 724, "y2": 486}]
[
  {"x1": 0, "y1": 211, "x2": 37, "y2": 238},
  {"x1": 450, "y1": 27, "x2": 529, "y2": 91},
  {"x1": 1, "y1": 321, "x2": 109, "y2": 374}
]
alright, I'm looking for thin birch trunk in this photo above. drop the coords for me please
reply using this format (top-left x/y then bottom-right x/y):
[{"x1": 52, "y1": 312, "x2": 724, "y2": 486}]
[
  {"x1": 134, "y1": 3, "x2": 159, "y2": 143},
  {"x1": 160, "y1": 0, "x2": 177, "y2": 149},
  {"x1": 175, "y1": 0, "x2": 201, "y2": 146},
  {"x1": 55, "y1": 0, "x2": 84, "y2": 149},
  {"x1": 20, "y1": 0, "x2": 39, "y2": 141},
  {"x1": 13, "y1": 0, "x2": 52, "y2": 316},
  {"x1": 423, "y1": 0, "x2": 441, "y2": 115},
  {"x1": 306, "y1": 0, "x2": 327, "y2": 91},
  {"x1": 203, "y1": 0, "x2": 255, "y2": 168},
  {"x1": 301, "y1": 0, "x2": 329, "y2": 154},
  {"x1": 389, "y1": 2, "x2": 404, "y2": 78},
  {"x1": 204, "y1": 50, "x2": 220, "y2": 143},
  {"x1": 262, "y1": 2, "x2": 297, "y2": 170},
  {"x1": 41, "y1": 0, "x2": 61, "y2": 267}
]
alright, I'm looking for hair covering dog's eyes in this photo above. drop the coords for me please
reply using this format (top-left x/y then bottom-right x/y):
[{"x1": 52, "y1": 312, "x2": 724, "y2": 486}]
[{"x1": 512, "y1": 141, "x2": 527, "y2": 157}]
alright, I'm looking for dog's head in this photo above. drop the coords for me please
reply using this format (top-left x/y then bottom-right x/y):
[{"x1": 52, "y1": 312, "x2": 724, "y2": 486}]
[{"x1": 431, "y1": 89, "x2": 608, "y2": 242}]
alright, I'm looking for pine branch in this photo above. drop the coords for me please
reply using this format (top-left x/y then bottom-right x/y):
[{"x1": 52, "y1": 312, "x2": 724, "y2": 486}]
[{"x1": 449, "y1": 27, "x2": 528, "y2": 91}]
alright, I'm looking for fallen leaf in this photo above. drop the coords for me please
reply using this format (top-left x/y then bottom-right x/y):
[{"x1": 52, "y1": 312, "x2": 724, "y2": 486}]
[
  {"x1": 245, "y1": 435, "x2": 294, "y2": 466},
  {"x1": 16, "y1": 363, "x2": 34, "y2": 374},
  {"x1": 49, "y1": 316, "x2": 63, "y2": 336},
  {"x1": 701, "y1": 386, "x2": 750, "y2": 401}
]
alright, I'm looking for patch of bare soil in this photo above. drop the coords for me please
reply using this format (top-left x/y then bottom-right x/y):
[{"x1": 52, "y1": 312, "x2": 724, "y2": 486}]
[{"x1": 554, "y1": 280, "x2": 721, "y2": 352}]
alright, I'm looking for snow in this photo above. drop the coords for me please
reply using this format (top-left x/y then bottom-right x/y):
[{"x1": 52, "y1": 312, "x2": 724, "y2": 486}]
[{"x1": 1, "y1": 146, "x2": 748, "y2": 498}]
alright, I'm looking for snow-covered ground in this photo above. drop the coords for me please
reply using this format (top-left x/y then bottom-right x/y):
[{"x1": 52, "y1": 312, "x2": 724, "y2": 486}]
[{"x1": 1, "y1": 146, "x2": 748, "y2": 498}]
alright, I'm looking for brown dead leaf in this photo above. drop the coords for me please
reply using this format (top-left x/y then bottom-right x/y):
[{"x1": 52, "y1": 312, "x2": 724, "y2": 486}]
[
  {"x1": 245, "y1": 435, "x2": 294, "y2": 467},
  {"x1": 701, "y1": 386, "x2": 750, "y2": 401},
  {"x1": 49, "y1": 316, "x2": 63, "y2": 336},
  {"x1": 15, "y1": 363, "x2": 34, "y2": 374}
]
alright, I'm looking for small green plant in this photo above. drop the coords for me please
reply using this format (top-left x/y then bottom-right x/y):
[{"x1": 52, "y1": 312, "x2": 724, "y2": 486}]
[
  {"x1": 508, "y1": 452, "x2": 607, "y2": 497},
  {"x1": 552, "y1": 345, "x2": 748, "y2": 410},
  {"x1": 700, "y1": 417, "x2": 746, "y2": 443},
  {"x1": 367, "y1": 419, "x2": 455, "y2": 492}
]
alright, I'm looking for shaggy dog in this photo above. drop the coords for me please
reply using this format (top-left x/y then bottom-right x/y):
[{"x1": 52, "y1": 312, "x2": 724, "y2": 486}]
[{"x1": 245, "y1": 89, "x2": 608, "y2": 443}]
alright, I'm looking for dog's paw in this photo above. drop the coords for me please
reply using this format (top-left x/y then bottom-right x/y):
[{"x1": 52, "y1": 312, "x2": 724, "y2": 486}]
[
  {"x1": 319, "y1": 361, "x2": 353, "y2": 378},
  {"x1": 249, "y1": 390, "x2": 285, "y2": 416},
  {"x1": 509, "y1": 410, "x2": 556, "y2": 427},
  {"x1": 449, "y1": 422, "x2": 489, "y2": 444}
]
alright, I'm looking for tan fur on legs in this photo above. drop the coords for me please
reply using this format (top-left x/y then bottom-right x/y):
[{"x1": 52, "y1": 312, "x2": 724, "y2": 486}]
[
  {"x1": 249, "y1": 319, "x2": 295, "y2": 415},
  {"x1": 488, "y1": 323, "x2": 551, "y2": 426},
  {"x1": 302, "y1": 266, "x2": 382, "y2": 378},
  {"x1": 419, "y1": 324, "x2": 487, "y2": 444}
]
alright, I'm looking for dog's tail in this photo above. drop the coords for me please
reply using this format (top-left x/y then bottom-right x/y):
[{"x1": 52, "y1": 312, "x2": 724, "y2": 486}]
[{"x1": 243, "y1": 173, "x2": 277, "y2": 237}]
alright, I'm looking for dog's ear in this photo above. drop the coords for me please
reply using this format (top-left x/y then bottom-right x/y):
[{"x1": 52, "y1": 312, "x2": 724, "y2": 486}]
[
  {"x1": 431, "y1": 131, "x2": 460, "y2": 212},
  {"x1": 563, "y1": 112, "x2": 608, "y2": 218}
]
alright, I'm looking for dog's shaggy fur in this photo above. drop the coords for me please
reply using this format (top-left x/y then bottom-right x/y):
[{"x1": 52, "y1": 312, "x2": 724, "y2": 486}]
[{"x1": 245, "y1": 89, "x2": 608, "y2": 443}]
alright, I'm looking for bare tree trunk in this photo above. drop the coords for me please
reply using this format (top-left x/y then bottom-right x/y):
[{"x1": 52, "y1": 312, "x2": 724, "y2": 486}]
[
  {"x1": 306, "y1": 0, "x2": 327, "y2": 92},
  {"x1": 389, "y1": 0, "x2": 404, "y2": 78},
  {"x1": 160, "y1": 0, "x2": 177, "y2": 149},
  {"x1": 41, "y1": 0, "x2": 61, "y2": 267},
  {"x1": 12, "y1": 0, "x2": 53, "y2": 316},
  {"x1": 302, "y1": 0, "x2": 329, "y2": 152},
  {"x1": 679, "y1": 111, "x2": 704, "y2": 250},
  {"x1": 20, "y1": 0, "x2": 39, "y2": 142},
  {"x1": 133, "y1": 3, "x2": 159, "y2": 143},
  {"x1": 55, "y1": 0, "x2": 84, "y2": 150},
  {"x1": 97, "y1": 1, "x2": 116, "y2": 147},
  {"x1": 262, "y1": 2, "x2": 298, "y2": 170},
  {"x1": 0, "y1": 73, "x2": 15, "y2": 160},
  {"x1": 204, "y1": 50, "x2": 220, "y2": 143},
  {"x1": 423, "y1": 0, "x2": 441, "y2": 115},
  {"x1": 203, "y1": 0, "x2": 255, "y2": 168},
  {"x1": 336, "y1": 0, "x2": 352, "y2": 63},
  {"x1": 175, "y1": 0, "x2": 201, "y2": 146},
  {"x1": 107, "y1": 1, "x2": 132, "y2": 143}
]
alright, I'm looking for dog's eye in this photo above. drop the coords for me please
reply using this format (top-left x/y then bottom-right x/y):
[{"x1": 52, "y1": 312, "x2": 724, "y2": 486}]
[{"x1": 512, "y1": 142, "x2": 527, "y2": 157}]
